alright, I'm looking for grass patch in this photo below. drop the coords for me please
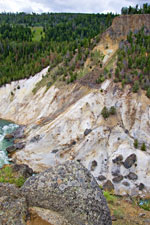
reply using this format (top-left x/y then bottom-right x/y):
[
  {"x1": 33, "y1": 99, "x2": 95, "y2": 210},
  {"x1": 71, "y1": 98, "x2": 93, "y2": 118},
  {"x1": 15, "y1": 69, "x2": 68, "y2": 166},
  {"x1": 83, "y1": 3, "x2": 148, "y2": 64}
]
[
  {"x1": 103, "y1": 190, "x2": 117, "y2": 204},
  {"x1": 105, "y1": 50, "x2": 118, "y2": 71},
  {"x1": 91, "y1": 50, "x2": 104, "y2": 64},
  {"x1": 113, "y1": 209, "x2": 124, "y2": 219},
  {"x1": 139, "y1": 200, "x2": 150, "y2": 211},
  {"x1": 0, "y1": 166, "x2": 26, "y2": 187},
  {"x1": 31, "y1": 26, "x2": 44, "y2": 42},
  {"x1": 78, "y1": 67, "x2": 89, "y2": 79}
]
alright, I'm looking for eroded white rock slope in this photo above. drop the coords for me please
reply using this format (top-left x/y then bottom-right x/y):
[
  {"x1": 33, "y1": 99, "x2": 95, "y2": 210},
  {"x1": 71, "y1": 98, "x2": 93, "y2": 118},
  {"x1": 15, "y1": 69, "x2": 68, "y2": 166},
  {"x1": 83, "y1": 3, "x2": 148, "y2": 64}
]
[{"x1": 0, "y1": 68, "x2": 150, "y2": 196}]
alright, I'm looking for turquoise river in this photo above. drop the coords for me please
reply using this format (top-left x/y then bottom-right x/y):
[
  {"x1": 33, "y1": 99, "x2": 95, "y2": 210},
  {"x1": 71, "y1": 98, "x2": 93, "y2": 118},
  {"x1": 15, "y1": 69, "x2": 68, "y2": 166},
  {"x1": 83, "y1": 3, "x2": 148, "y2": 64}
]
[{"x1": 0, "y1": 120, "x2": 18, "y2": 168}]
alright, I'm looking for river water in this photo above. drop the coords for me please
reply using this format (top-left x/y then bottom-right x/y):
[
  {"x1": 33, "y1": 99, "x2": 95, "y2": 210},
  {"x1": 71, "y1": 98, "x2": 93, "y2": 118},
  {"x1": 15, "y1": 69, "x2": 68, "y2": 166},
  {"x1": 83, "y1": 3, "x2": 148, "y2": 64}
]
[{"x1": 0, "y1": 120, "x2": 18, "y2": 168}]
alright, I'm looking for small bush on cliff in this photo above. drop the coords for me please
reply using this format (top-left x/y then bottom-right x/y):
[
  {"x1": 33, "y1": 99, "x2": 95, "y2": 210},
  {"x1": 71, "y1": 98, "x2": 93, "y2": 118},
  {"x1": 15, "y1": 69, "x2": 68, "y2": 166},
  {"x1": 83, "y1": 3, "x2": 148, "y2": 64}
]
[
  {"x1": 141, "y1": 143, "x2": 146, "y2": 151},
  {"x1": 0, "y1": 166, "x2": 26, "y2": 187},
  {"x1": 101, "y1": 106, "x2": 117, "y2": 119},
  {"x1": 134, "y1": 139, "x2": 138, "y2": 149},
  {"x1": 146, "y1": 88, "x2": 150, "y2": 98},
  {"x1": 109, "y1": 106, "x2": 116, "y2": 115},
  {"x1": 101, "y1": 107, "x2": 110, "y2": 119},
  {"x1": 132, "y1": 81, "x2": 139, "y2": 93}
]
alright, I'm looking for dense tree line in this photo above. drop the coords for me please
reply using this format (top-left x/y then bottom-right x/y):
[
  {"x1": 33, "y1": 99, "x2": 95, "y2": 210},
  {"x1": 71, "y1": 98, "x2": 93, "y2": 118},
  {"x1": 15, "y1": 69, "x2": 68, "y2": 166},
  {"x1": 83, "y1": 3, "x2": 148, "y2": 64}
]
[
  {"x1": 0, "y1": 12, "x2": 114, "y2": 27},
  {"x1": 0, "y1": 24, "x2": 32, "y2": 41},
  {"x1": 44, "y1": 13, "x2": 114, "y2": 42},
  {"x1": 121, "y1": 3, "x2": 150, "y2": 15},
  {"x1": 0, "y1": 13, "x2": 115, "y2": 87}
]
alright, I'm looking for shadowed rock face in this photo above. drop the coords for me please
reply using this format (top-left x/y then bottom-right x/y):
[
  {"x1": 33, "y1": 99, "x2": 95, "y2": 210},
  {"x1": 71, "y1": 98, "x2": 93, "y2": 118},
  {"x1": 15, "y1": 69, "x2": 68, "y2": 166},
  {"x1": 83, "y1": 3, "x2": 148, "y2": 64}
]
[{"x1": 21, "y1": 161, "x2": 112, "y2": 225}]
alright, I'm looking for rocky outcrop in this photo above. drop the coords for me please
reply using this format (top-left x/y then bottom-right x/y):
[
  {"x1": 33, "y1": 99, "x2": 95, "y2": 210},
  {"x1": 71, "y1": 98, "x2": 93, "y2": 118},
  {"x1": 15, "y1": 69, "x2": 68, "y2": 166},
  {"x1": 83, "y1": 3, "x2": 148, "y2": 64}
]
[
  {"x1": 103, "y1": 14, "x2": 150, "y2": 42},
  {"x1": 103, "y1": 180, "x2": 114, "y2": 192},
  {"x1": 123, "y1": 154, "x2": 137, "y2": 169},
  {"x1": 6, "y1": 142, "x2": 25, "y2": 155},
  {"x1": 22, "y1": 161, "x2": 112, "y2": 225},
  {"x1": 10, "y1": 163, "x2": 33, "y2": 179}
]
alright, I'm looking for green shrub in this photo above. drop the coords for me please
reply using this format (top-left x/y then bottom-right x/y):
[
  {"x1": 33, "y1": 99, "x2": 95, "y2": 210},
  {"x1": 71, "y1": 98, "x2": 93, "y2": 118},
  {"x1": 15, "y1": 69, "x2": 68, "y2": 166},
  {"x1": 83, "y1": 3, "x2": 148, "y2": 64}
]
[
  {"x1": 134, "y1": 139, "x2": 138, "y2": 148},
  {"x1": 132, "y1": 81, "x2": 139, "y2": 93},
  {"x1": 109, "y1": 106, "x2": 116, "y2": 115},
  {"x1": 141, "y1": 143, "x2": 146, "y2": 151},
  {"x1": 108, "y1": 73, "x2": 112, "y2": 78},
  {"x1": 96, "y1": 76, "x2": 105, "y2": 84},
  {"x1": 15, "y1": 176, "x2": 26, "y2": 187},
  {"x1": 146, "y1": 88, "x2": 150, "y2": 98},
  {"x1": 103, "y1": 191, "x2": 117, "y2": 204},
  {"x1": 121, "y1": 79, "x2": 126, "y2": 88},
  {"x1": 0, "y1": 166, "x2": 26, "y2": 187},
  {"x1": 101, "y1": 107, "x2": 110, "y2": 119},
  {"x1": 101, "y1": 106, "x2": 117, "y2": 118}
]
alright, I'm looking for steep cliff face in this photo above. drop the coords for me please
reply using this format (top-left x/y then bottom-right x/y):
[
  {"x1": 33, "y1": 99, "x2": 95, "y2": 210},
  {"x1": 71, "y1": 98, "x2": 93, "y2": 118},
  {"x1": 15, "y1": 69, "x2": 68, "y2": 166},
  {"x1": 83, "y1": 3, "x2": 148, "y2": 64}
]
[
  {"x1": 0, "y1": 67, "x2": 49, "y2": 124},
  {"x1": 0, "y1": 15, "x2": 150, "y2": 196},
  {"x1": 8, "y1": 79, "x2": 150, "y2": 197},
  {"x1": 102, "y1": 14, "x2": 150, "y2": 42}
]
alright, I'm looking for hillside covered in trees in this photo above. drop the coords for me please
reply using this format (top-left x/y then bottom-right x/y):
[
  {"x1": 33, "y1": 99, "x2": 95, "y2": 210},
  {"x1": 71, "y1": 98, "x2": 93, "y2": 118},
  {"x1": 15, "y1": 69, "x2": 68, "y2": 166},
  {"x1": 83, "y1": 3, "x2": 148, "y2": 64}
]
[
  {"x1": 0, "y1": 3, "x2": 150, "y2": 92},
  {"x1": 113, "y1": 27, "x2": 150, "y2": 96},
  {"x1": 0, "y1": 12, "x2": 114, "y2": 86}
]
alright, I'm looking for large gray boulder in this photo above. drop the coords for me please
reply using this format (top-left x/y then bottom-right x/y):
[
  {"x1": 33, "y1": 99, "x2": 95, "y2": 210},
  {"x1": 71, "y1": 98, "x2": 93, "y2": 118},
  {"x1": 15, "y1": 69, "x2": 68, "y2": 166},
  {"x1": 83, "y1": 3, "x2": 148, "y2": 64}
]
[
  {"x1": 21, "y1": 161, "x2": 112, "y2": 225},
  {"x1": 0, "y1": 183, "x2": 27, "y2": 225}
]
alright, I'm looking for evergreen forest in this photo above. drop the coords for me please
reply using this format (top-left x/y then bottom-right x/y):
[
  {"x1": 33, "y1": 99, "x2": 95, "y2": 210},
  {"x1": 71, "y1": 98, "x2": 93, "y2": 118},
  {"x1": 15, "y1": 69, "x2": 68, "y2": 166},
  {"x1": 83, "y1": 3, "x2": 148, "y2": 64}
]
[{"x1": 0, "y1": 13, "x2": 114, "y2": 86}]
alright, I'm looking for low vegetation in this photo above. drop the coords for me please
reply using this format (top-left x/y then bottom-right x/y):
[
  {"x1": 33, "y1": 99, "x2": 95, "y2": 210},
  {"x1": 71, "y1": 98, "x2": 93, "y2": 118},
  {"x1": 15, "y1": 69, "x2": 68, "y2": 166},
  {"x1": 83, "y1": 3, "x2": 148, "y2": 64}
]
[
  {"x1": 102, "y1": 189, "x2": 150, "y2": 224},
  {"x1": 139, "y1": 200, "x2": 150, "y2": 211},
  {"x1": 103, "y1": 191, "x2": 117, "y2": 204},
  {"x1": 134, "y1": 139, "x2": 138, "y2": 149},
  {"x1": 0, "y1": 166, "x2": 26, "y2": 187},
  {"x1": 141, "y1": 142, "x2": 146, "y2": 151},
  {"x1": 101, "y1": 106, "x2": 116, "y2": 119}
]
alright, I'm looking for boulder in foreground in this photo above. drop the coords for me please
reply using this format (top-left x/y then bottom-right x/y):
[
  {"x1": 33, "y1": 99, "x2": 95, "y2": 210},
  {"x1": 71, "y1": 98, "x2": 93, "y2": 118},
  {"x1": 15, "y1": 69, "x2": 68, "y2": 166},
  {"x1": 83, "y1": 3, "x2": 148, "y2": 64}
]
[{"x1": 22, "y1": 161, "x2": 112, "y2": 225}]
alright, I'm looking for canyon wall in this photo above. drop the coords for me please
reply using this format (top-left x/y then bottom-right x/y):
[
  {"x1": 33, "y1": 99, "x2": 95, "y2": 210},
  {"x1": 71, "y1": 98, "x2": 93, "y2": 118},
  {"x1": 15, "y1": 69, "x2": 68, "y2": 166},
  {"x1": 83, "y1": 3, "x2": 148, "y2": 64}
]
[{"x1": 0, "y1": 15, "x2": 150, "y2": 196}]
